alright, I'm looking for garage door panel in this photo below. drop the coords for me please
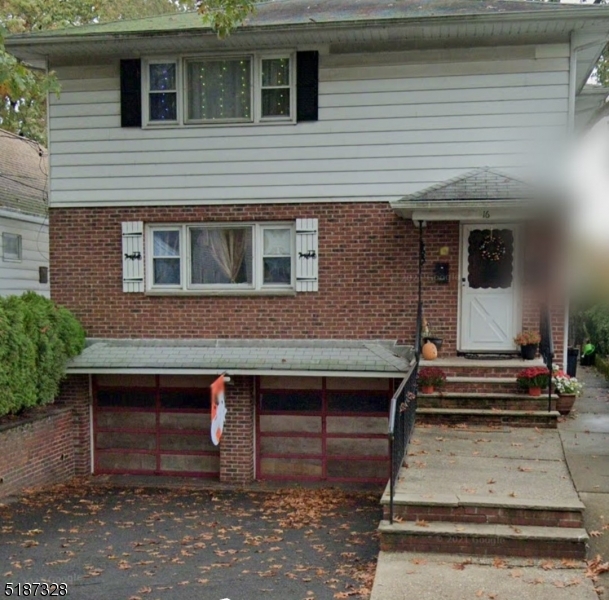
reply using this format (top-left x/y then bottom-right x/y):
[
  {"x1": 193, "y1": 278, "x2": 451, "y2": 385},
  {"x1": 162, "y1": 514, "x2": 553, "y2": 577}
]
[
  {"x1": 260, "y1": 436, "x2": 322, "y2": 455},
  {"x1": 261, "y1": 458, "x2": 323, "y2": 477},
  {"x1": 259, "y1": 415, "x2": 321, "y2": 433},
  {"x1": 94, "y1": 378, "x2": 219, "y2": 479},
  {"x1": 159, "y1": 413, "x2": 210, "y2": 431},
  {"x1": 160, "y1": 454, "x2": 219, "y2": 473},
  {"x1": 96, "y1": 452, "x2": 157, "y2": 472},
  {"x1": 326, "y1": 416, "x2": 386, "y2": 435},
  {"x1": 96, "y1": 432, "x2": 156, "y2": 451},
  {"x1": 326, "y1": 459, "x2": 388, "y2": 480},
  {"x1": 326, "y1": 437, "x2": 388, "y2": 457},
  {"x1": 257, "y1": 381, "x2": 390, "y2": 483},
  {"x1": 96, "y1": 412, "x2": 156, "y2": 429},
  {"x1": 159, "y1": 433, "x2": 217, "y2": 452}
]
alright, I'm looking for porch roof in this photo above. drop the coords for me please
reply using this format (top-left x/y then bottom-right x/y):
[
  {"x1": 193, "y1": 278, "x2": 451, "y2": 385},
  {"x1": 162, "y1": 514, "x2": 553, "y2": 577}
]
[
  {"x1": 66, "y1": 338, "x2": 415, "y2": 378},
  {"x1": 390, "y1": 167, "x2": 549, "y2": 221}
]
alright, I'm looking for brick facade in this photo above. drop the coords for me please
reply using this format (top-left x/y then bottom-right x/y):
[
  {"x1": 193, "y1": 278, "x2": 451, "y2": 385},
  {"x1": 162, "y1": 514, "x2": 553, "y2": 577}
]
[
  {"x1": 57, "y1": 375, "x2": 91, "y2": 476},
  {"x1": 0, "y1": 408, "x2": 75, "y2": 500},
  {"x1": 50, "y1": 203, "x2": 418, "y2": 343},
  {"x1": 50, "y1": 205, "x2": 564, "y2": 359},
  {"x1": 219, "y1": 376, "x2": 255, "y2": 484}
]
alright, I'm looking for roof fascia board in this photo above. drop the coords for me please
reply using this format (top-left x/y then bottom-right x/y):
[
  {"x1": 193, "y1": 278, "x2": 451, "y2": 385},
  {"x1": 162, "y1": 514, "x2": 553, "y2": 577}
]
[
  {"x1": 7, "y1": 8, "x2": 609, "y2": 52},
  {"x1": 0, "y1": 208, "x2": 47, "y2": 224},
  {"x1": 66, "y1": 367, "x2": 409, "y2": 378}
]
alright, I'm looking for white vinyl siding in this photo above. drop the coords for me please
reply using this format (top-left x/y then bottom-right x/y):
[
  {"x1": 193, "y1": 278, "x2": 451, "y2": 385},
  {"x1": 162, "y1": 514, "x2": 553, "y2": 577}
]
[
  {"x1": 48, "y1": 44, "x2": 570, "y2": 206},
  {"x1": 0, "y1": 215, "x2": 50, "y2": 298}
]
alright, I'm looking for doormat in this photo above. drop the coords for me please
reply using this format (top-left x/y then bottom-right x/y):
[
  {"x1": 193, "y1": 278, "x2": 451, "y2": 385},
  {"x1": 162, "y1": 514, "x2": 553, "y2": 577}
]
[{"x1": 459, "y1": 353, "x2": 520, "y2": 360}]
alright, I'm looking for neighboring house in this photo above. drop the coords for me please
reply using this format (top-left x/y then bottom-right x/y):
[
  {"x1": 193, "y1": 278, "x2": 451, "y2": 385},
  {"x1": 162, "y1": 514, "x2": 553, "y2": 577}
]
[
  {"x1": 6, "y1": 0, "x2": 609, "y2": 485},
  {"x1": 0, "y1": 129, "x2": 50, "y2": 297}
]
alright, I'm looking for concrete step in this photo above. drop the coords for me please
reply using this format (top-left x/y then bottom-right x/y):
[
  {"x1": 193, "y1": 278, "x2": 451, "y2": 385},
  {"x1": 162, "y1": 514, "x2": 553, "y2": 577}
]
[
  {"x1": 418, "y1": 392, "x2": 557, "y2": 412},
  {"x1": 381, "y1": 497, "x2": 584, "y2": 528},
  {"x1": 416, "y1": 408, "x2": 560, "y2": 428},
  {"x1": 378, "y1": 519, "x2": 589, "y2": 559},
  {"x1": 444, "y1": 377, "x2": 518, "y2": 394}
]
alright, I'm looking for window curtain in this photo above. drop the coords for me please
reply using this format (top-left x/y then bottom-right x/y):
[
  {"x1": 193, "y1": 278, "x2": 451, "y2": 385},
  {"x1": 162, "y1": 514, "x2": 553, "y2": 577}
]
[
  {"x1": 187, "y1": 59, "x2": 251, "y2": 120},
  {"x1": 209, "y1": 229, "x2": 248, "y2": 283}
]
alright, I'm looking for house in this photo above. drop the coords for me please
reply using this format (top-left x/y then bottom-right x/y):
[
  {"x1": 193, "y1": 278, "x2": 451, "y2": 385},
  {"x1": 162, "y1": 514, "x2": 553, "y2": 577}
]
[
  {"x1": 6, "y1": 0, "x2": 609, "y2": 486},
  {"x1": 0, "y1": 130, "x2": 50, "y2": 297}
]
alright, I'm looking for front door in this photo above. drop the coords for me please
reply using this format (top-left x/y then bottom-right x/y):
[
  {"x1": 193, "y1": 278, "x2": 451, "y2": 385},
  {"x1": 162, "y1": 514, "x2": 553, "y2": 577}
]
[{"x1": 459, "y1": 224, "x2": 520, "y2": 352}]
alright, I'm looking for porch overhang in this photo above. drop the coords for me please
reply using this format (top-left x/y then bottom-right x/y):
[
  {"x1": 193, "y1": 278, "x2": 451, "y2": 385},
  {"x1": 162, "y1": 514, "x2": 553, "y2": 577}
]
[
  {"x1": 66, "y1": 338, "x2": 415, "y2": 378},
  {"x1": 390, "y1": 167, "x2": 556, "y2": 223}
]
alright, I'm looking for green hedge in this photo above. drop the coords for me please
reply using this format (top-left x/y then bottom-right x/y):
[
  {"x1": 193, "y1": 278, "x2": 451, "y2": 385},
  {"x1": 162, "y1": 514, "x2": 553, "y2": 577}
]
[
  {"x1": 0, "y1": 293, "x2": 85, "y2": 418},
  {"x1": 585, "y1": 303, "x2": 609, "y2": 357}
]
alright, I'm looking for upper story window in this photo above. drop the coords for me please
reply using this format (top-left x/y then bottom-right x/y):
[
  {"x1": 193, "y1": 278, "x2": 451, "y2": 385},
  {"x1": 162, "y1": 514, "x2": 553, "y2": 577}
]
[
  {"x1": 147, "y1": 223, "x2": 294, "y2": 292},
  {"x1": 2, "y1": 232, "x2": 22, "y2": 262},
  {"x1": 144, "y1": 53, "x2": 295, "y2": 127}
]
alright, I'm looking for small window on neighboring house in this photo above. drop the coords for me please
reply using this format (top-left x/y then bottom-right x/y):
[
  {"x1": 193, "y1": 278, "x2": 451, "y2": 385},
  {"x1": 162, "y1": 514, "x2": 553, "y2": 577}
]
[{"x1": 2, "y1": 233, "x2": 22, "y2": 262}]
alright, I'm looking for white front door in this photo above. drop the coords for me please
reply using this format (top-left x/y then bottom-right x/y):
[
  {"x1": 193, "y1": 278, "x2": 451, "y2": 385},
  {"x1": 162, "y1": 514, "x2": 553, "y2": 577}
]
[{"x1": 459, "y1": 224, "x2": 520, "y2": 352}]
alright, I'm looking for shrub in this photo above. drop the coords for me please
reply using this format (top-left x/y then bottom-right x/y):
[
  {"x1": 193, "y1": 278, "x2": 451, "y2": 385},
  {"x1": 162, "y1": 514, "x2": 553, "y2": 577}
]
[
  {"x1": 0, "y1": 293, "x2": 85, "y2": 418},
  {"x1": 585, "y1": 303, "x2": 609, "y2": 357}
]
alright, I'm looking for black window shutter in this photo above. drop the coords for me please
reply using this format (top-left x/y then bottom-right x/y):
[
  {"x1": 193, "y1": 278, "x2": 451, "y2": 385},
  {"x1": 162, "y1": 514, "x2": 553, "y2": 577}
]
[
  {"x1": 296, "y1": 51, "x2": 319, "y2": 122},
  {"x1": 120, "y1": 59, "x2": 142, "y2": 128}
]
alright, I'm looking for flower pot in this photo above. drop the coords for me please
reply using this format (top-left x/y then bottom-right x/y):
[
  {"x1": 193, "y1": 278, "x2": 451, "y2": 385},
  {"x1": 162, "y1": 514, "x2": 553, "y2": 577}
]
[
  {"x1": 556, "y1": 393, "x2": 576, "y2": 415},
  {"x1": 528, "y1": 387, "x2": 542, "y2": 397},
  {"x1": 420, "y1": 385, "x2": 434, "y2": 394},
  {"x1": 520, "y1": 344, "x2": 538, "y2": 360}
]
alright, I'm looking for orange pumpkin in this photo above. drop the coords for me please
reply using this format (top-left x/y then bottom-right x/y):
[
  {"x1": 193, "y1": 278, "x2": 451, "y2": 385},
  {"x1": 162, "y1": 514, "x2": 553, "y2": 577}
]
[{"x1": 422, "y1": 341, "x2": 438, "y2": 360}]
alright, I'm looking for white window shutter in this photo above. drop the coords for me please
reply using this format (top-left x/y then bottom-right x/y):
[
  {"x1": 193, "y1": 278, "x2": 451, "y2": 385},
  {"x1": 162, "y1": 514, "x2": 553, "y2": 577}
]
[
  {"x1": 122, "y1": 221, "x2": 144, "y2": 293},
  {"x1": 295, "y1": 218, "x2": 318, "y2": 293}
]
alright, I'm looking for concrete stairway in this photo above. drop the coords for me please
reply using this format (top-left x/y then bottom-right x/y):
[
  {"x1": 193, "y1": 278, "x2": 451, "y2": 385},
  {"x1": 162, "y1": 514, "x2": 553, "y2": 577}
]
[
  {"x1": 379, "y1": 427, "x2": 588, "y2": 559},
  {"x1": 417, "y1": 357, "x2": 560, "y2": 428}
]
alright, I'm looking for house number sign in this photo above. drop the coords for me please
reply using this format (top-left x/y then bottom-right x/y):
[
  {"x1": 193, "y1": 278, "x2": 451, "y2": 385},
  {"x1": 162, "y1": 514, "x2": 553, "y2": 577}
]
[{"x1": 482, "y1": 210, "x2": 491, "y2": 219}]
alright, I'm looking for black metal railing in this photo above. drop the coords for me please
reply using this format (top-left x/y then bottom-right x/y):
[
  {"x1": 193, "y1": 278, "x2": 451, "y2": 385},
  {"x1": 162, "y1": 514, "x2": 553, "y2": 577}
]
[
  {"x1": 540, "y1": 303, "x2": 555, "y2": 413},
  {"x1": 387, "y1": 359, "x2": 419, "y2": 524}
]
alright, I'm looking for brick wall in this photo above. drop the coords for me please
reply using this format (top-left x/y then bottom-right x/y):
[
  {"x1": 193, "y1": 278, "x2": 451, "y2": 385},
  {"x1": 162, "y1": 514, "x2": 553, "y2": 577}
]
[
  {"x1": 49, "y1": 203, "x2": 419, "y2": 343},
  {"x1": 0, "y1": 408, "x2": 75, "y2": 500},
  {"x1": 57, "y1": 375, "x2": 91, "y2": 476},
  {"x1": 50, "y1": 205, "x2": 566, "y2": 357},
  {"x1": 219, "y1": 376, "x2": 254, "y2": 484}
]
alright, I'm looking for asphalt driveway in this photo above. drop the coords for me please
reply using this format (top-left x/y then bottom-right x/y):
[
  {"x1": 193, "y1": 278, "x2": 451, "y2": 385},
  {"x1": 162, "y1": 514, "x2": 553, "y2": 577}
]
[{"x1": 0, "y1": 482, "x2": 381, "y2": 600}]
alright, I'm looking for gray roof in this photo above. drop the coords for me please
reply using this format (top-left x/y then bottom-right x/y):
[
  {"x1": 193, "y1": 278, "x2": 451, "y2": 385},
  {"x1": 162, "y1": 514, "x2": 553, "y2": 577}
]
[
  {"x1": 5, "y1": 0, "x2": 599, "y2": 39},
  {"x1": 0, "y1": 130, "x2": 48, "y2": 218},
  {"x1": 67, "y1": 338, "x2": 415, "y2": 376},
  {"x1": 397, "y1": 167, "x2": 533, "y2": 203}
]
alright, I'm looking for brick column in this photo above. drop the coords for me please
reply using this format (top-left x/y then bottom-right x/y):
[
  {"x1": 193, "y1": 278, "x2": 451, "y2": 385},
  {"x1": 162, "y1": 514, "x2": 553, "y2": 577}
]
[
  {"x1": 219, "y1": 376, "x2": 254, "y2": 485},
  {"x1": 57, "y1": 375, "x2": 91, "y2": 476}
]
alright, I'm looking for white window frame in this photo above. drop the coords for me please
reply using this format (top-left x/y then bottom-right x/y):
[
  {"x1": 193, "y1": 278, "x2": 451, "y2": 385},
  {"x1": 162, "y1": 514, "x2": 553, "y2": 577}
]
[
  {"x1": 144, "y1": 59, "x2": 180, "y2": 125},
  {"x1": 146, "y1": 223, "x2": 295, "y2": 293},
  {"x1": 2, "y1": 232, "x2": 22, "y2": 262},
  {"x1": 142, "y1": 53, "x2": 295, "y2": 127},
  {"x1": 258, "y1": 54, "x2": 296, "y2": 122},
  {"x1": 150, "y1": 226, "x2": 183, "y2": 289}
]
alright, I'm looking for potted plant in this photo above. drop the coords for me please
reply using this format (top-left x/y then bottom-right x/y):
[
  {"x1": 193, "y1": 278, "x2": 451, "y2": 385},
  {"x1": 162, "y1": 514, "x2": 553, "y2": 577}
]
[
  {"x1": 552, "y1": 366, "x2": 584, "y2": 414},
  {"x1": 417, "y1": 367, "x2": 447, "y2": 394},
  {"x1": 514, "y1": 331, "x2": 541, "y2": 360},
  {"x1": 517, "y1": 366, "x2": 550, "y2": 397}
]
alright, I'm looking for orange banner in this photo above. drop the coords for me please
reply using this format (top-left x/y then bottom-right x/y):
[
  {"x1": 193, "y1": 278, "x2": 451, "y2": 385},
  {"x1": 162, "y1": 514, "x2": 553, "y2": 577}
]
[{"x1": 210, "y1": 375, "x2": 227, "y2": 446}]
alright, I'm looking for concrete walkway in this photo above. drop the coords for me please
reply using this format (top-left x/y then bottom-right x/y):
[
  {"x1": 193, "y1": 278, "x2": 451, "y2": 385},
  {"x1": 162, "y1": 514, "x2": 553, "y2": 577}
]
[
  {"x1": 560, "y1": 365, "x2": 609, "y2": 594},
  {"x1": 371, "y1": 365, "x2": 609, "y2": 600}
]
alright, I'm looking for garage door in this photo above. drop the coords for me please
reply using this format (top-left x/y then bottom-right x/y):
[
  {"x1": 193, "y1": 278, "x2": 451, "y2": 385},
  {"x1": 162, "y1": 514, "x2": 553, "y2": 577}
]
[
  {"x1": 256, "y1": 377, "x2": 391, "y2": 483},
  {"x1": 93, "y1": 375, "x2": 219, "y2": 478}
]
